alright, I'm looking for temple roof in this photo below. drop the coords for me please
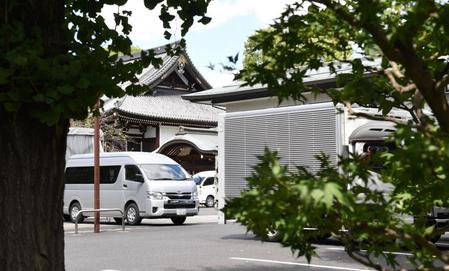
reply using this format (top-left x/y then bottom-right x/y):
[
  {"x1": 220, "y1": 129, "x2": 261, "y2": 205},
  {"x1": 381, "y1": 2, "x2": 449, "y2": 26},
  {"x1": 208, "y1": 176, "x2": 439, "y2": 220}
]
[
  {"x1": 105, "y1": 95, "x2": 223, "y2": 127},
  {"x1": 103, "y1": 42, "x2": 219, "y2": 127},
  {"x1": 119, "y1": 41, "x2": 212, "y2": 91}
]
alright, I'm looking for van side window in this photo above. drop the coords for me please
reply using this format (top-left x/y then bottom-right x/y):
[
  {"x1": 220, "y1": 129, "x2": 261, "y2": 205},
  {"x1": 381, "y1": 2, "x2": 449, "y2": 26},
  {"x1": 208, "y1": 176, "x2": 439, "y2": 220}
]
[
  {"x1": 203, "y1": 177, "x2": 214, "y2": 186},
  {"x1": 65, "y1": 166, "x2": 120, "y2": 184},
  {"x1": 65, "y1": 167, "x2": 93, "y2": 184},
  {"x1": 100, "y1": 166, "x2": 121, "y2": 184},
  {"x1": 125, "y1": 165, "x2": 143, "y2": 182}
]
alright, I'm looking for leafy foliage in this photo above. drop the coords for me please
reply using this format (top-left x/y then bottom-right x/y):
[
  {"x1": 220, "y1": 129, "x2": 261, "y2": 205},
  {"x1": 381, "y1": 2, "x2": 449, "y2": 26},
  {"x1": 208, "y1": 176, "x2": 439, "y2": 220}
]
[
  {"x1": 227, "y1": 1, "x2": 449, "y2": 270},
  {"x1": 0, "y1": 0, "x2": 211, "y2": 125},
  {"x1": 1, "y1": 1, "x2": 212, "y2": 270},
  {"x1": 227, "y1": 130, "x2": 449, "y2": 269},
  {"x1": 238, "y1": 0, "x2": 449, "y2": 132}
]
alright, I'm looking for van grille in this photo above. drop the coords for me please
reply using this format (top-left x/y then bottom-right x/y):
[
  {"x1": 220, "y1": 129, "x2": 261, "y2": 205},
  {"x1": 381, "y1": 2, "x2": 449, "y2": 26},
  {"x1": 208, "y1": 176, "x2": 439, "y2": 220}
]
[
  {"x1": 164, "y1": 202, "x2": 196, "y2": 209},
  {"x1": 166, "y1": 192, "x2": 191, "y2": 200}
]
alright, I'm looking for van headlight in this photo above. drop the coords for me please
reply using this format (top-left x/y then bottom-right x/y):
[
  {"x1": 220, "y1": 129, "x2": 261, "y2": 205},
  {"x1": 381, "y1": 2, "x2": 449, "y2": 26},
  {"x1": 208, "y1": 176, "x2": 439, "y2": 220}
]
[
  {"x1": 192, "y1": 191, "x2": 198, "y2": 200},
  {"x1": 148, "y1": 192, "x2": 164, "y2": 200}
]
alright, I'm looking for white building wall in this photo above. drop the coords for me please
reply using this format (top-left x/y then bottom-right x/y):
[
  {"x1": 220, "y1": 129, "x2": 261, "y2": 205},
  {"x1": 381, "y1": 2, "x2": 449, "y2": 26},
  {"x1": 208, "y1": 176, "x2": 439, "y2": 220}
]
[
  {"x1": 217, "y1": 113, "x2": 226, "y2": 224},
  {"x1": 225, "y1": 93, "x2": 332, "y2": 113},
  {"x1": 159, "y1": 125, "x2": 182, "y2": 146}
]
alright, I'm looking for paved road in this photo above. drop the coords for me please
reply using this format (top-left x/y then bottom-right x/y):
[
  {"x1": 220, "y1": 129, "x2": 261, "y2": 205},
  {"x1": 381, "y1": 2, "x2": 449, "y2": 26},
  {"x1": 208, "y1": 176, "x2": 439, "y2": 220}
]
[{"x1": 64, "y1": 208, "x2": 449, "y2": 271}]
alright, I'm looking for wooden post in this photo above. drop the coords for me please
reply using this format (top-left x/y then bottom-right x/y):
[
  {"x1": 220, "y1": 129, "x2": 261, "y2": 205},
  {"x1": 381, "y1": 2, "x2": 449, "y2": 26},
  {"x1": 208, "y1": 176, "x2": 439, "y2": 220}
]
[{"x1": 94, "y1": 102, "x2": 101, "y2": 233}]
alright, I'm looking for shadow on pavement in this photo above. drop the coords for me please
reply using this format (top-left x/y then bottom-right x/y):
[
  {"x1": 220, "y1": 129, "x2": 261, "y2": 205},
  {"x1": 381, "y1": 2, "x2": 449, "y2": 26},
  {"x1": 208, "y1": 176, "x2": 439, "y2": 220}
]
[
  {"x1": 221, "y1": 233, "x2": 258, "y2": 241},
  {"x1": 171, "y1": 265, "x2": 308, "y2": 271}
]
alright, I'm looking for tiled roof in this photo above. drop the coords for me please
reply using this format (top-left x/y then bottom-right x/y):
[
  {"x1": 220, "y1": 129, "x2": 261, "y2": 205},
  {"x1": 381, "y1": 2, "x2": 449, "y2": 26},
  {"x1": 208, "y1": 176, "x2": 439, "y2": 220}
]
[
  {"x1": 120, "y1": 42, "x2": 211, "y2": 90},
  {"x1": 103, "y1": 42, "x2": 216, "y2": 126},
  {"x1": 183, "y1": 59, "x2": 382, "y2": 103},
  {"x1": 113, "y1": 95, "x2": 223, "y2": 125}
]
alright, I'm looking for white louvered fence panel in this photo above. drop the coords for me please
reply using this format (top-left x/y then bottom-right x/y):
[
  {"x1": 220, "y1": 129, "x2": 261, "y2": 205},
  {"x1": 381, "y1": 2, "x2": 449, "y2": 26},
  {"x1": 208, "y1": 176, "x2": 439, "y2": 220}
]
[{"x1": 224, "y1": 104, "x2": 339, "y2": 199}]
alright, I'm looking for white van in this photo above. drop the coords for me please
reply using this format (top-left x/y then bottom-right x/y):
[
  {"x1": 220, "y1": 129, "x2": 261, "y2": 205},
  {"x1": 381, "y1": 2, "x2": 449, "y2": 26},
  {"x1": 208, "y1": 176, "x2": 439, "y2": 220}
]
[
  {"x1": 192, "y1": 171, "x2": 217, "y2": 207},
  {"x1": 63, "y1": 152, "x2": 199, "y2": 225}
]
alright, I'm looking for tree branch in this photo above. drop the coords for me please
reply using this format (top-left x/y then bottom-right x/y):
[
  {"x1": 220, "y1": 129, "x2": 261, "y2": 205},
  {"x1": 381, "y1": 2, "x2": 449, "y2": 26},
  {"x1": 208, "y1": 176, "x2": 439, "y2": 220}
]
[
  {"x1": 435, "y1": 73, "x2": 449, "y2": 93},
  {"x1": 346, "y1": 248, "x2": 387, "y2": 271},
  {"x1": 344, "y1": 102, "x2": 409, "y2": 125},
  {"x1": 339, "y1": 233, "x2": 388, "y2": 271},
  {"x1": 384, "y1": 68, "x2": 416, "y2": 93},
  {"x1": 411, "y1": 90, "x2": 433, "y2": 131},
  {"x1": 312, "y1": 0, "x2": 402, "y2": 63},
  {"x1": 398, "y1": 103, "x2": 419, "y2": 125},
  {"x1": 389, "y1": 61, "x2": 405, "y2": 79},
  {"x1": 398, "y1": 0, "x2": 437, "y2": 40}
]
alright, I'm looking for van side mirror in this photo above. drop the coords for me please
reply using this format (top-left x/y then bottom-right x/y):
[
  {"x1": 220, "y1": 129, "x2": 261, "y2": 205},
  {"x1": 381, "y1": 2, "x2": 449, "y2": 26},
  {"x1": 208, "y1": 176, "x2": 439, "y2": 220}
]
[{"x1": 135, "y1": 173, "x2": 144, "y2": 183}]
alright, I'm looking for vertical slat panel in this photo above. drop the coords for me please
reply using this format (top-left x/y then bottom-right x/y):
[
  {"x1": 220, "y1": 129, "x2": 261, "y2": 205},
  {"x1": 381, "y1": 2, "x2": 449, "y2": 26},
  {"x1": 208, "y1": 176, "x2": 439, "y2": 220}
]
[
  {"x1": 224, "y1": 118, "x2": 246, "y2": 197},
  {"x1": 224, "y1": 104, "x2": 338, "y2": 199}
]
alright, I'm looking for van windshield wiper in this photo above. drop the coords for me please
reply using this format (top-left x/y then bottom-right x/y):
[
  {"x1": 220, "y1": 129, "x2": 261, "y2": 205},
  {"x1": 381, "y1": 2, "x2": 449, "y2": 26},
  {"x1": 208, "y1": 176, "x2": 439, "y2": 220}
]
[
  {"x1": 152, "y1": 177, "x2": 188, "y2": 181},
  {"x1": 152, "y1": 178, "x2": 173, "y2": 180}
]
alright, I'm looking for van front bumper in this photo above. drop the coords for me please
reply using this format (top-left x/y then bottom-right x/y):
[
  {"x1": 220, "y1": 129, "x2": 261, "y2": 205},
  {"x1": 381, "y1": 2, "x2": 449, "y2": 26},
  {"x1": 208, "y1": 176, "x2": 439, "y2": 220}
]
[{"x1": 145, "y1": 198, "x2": 199, "y2": 217}]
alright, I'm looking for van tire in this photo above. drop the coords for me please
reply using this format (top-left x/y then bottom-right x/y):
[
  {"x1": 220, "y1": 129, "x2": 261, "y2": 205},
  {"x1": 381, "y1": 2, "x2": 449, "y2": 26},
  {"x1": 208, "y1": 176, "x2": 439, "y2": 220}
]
[
  {"x1": 263, "y1": 229, "x2": 281, "y2": 242},
  {"x1": 428, "y1": 234, "x2": 441, "y2": 243},
  {"x1": 205, "y1": 195, "x2": 215, "y2": 208},
  {"x1": 171, "y1": 216, "x2": 186, "y2": 225},
  {"x1": 69, "y1": 202, "x2": 84, "y2": 223},
  {"x1": 125, "y1": 203, "x2": 142, "y2": 225}
]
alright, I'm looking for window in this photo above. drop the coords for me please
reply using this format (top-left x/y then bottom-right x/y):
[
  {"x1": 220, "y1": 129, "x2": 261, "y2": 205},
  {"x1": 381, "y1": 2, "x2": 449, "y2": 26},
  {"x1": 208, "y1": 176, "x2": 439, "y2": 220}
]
[
  {"x1": 193, "y1": 175, "x2": 204, "y2": 185},
  {"x1": 65, "y1": 167, "x2": 92, "y2": 184},
  {"x1": 65, "y1": 166, "x2": 120, "y2": 184},
  {"x1": 203, "y1": 177, "x2": 214, "y2": 186},
  {"x1": 101, "y1": 166, "x2": 121, "y2": 184},
  {"x1": 125, "y1": 165, "x2": 143, "y2": 182},
  {"x1": 140, "y1": 164, "x2": 189, "y2": 181}
]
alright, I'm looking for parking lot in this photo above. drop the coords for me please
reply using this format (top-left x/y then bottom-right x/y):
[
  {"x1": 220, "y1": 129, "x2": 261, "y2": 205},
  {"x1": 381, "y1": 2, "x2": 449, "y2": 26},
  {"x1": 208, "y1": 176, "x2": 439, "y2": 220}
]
[{"x1": 64, "y1": 208, "x2": 449, "y2": 271}]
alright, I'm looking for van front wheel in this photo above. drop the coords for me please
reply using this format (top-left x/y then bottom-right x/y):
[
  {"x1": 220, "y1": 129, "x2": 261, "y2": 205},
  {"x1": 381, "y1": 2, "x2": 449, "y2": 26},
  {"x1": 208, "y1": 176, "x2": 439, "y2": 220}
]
[
  {"x1": 205, "y1": 195, "x2": 215, "y2": 208},
  {"x1": 171, "y1": 216, "x2": 186, "y2": 225},
  {"x1": 125, "y1": 203, "x2": 142, "y2": 225},
  {"x1": 69, "y1": 202, "x2": 84, "y2": 223}
]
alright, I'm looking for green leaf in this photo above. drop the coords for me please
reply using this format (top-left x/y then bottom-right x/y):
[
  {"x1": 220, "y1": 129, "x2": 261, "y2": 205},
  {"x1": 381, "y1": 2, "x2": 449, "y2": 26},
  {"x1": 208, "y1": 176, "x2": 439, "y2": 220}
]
[
  {"x1": 57, "y1": 85, "x2": 75, "y2": 95},
  {"x1": 164, "y1": 30, "x2": 172, "y2": 40},
  {"x1": 0, "y1": 68, "x2": 11, "y2": 84},
  {"x1": 198, "y1": 16, "x2": 212, "y2": 25},
  {"x1": 143, "y1": 0, "x2": 164, "y2": 10}
]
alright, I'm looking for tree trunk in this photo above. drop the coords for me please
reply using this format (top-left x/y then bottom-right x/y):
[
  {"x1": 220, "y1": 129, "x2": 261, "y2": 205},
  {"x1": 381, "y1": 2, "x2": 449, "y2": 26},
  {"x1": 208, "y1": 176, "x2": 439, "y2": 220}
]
[{"x1": 0, "y1": 108, "x2": 68, "y2": 271}]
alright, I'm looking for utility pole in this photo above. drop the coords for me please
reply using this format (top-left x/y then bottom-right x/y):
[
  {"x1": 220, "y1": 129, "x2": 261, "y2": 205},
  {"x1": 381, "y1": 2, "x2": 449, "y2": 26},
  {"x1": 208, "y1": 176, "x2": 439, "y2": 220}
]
[{"x1": 94, "y1": 101, "x2": 101, "y2": 233}]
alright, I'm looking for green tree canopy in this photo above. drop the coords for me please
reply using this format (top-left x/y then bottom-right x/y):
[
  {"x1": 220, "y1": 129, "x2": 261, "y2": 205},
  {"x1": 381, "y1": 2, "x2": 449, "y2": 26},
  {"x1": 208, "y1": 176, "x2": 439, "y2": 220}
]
[
  {"x1": 0, "y1": 1, "x2": 211, "y2": 270},
  {"x1": 226, "y1": 1, "x2": 449, "y2": 270}
]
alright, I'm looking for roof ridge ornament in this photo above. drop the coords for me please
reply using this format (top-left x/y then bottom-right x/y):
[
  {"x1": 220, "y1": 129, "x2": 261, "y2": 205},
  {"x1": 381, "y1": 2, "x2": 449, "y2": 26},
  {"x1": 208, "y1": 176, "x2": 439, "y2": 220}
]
[{"x1": 177, "y1": 55, "x2": 187, "y2": 74}]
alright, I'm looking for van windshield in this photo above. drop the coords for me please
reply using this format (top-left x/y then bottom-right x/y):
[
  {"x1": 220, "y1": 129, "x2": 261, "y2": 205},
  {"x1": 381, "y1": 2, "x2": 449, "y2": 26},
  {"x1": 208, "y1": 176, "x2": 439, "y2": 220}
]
[
  {"x1": 192, "y1": 175, "x2": 204, "y2": 185},
  {"x1": 140, "y1": 164, "x2": 189, "y2": 181}
]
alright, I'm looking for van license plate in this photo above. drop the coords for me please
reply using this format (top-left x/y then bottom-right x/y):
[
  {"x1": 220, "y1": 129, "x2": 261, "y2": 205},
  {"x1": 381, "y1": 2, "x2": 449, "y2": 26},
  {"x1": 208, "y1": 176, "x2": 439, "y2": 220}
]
[{"x1": 176, "y1": 209, "x2": 186, "y2": 215}]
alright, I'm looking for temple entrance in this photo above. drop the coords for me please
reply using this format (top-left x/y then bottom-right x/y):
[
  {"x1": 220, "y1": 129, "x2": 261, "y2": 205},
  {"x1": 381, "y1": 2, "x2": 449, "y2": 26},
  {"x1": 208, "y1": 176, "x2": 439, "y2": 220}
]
[{"x1": 158, "y1": 142, "x2": 215, "y2": 175}]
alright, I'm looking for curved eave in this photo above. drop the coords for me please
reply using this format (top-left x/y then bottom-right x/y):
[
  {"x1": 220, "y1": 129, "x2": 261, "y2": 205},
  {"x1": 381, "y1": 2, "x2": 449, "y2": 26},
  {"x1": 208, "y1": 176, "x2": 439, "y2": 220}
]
[
  {"x1": 119, "y1": 41, "x2": 181, "y2": 63},
  {"x1": 158, "y1": 139, "x2": 217, "y2": 155},
  {"x1": 150, "y1": 51, "x2": 212, "y2": 91},
  {"x1": 116, "y1": 109, "x2": 217, "y2": 128},
  {"x1": 147, "y1": 55, "x2": 180, "y2": 88},
  {"x1": 182, "y1": 52, "x2": 212, "y2": 90}
]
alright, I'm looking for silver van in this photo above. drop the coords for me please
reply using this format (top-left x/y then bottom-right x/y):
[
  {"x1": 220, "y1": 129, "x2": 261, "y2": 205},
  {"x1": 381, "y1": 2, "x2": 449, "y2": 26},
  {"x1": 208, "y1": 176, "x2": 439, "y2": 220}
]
[{"x1": 63, "y1": 152, "x2": 199, "y2": 225}]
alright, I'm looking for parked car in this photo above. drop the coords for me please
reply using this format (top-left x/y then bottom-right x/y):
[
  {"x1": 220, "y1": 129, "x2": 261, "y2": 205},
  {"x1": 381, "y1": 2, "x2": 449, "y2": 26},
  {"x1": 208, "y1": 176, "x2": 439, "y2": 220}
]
[{"x1": 192, "y1": 171, "x2": 217, "y2": 207}]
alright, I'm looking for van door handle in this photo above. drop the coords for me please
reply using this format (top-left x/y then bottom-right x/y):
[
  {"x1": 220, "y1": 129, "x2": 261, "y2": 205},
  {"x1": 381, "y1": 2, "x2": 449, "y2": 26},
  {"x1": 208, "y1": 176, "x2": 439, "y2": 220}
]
[{"x1": 123, "y1": 184, "x2": 128, "y2": 188}]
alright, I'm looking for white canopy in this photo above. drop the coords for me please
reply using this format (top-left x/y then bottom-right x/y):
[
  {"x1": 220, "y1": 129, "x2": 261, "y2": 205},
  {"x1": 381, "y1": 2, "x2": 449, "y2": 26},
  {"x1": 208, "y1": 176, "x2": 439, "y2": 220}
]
[{"x1": 66, "y1": 127, "x2": 104, "y2": 160}]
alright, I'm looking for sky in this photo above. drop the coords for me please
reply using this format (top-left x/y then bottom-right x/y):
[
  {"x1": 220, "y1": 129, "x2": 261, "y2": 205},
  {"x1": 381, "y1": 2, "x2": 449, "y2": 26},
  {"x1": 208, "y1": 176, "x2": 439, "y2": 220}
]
[{"x1": 102, "y1": 0, "x2": 296, "y2": 88}]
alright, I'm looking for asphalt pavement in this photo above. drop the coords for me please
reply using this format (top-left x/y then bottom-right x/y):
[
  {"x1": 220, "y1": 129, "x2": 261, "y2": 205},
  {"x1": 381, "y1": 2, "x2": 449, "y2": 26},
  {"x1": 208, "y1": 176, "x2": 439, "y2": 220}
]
[{"x1": 64, "y1": 207, "x2": 449, "y2": 271}]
